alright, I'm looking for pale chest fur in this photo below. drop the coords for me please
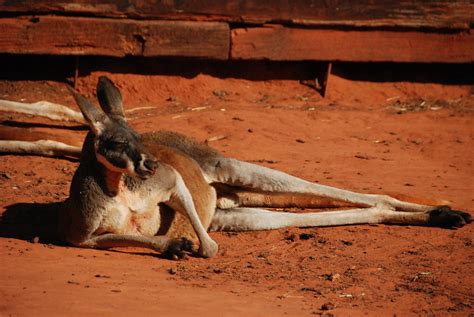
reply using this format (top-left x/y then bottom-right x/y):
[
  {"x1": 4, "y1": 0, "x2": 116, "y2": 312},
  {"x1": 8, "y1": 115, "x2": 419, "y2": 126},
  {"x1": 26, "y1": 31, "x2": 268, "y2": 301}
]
[{"x1": 96, "y1": 181, "x2": 172, "y2": 237}]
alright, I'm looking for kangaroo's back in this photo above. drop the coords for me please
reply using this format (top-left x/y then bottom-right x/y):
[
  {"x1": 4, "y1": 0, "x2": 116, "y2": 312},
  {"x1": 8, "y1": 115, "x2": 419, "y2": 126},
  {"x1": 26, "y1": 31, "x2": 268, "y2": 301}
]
[{"x1": 143, "y1": 130, "x2": 223, "y2": 168}]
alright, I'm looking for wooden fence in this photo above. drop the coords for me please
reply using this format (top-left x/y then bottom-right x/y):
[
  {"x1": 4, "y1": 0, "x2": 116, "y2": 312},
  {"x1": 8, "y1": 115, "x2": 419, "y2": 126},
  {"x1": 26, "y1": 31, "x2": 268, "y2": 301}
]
[{"x1": 0, "y1": 1, "x2": 473, "y2": 62}]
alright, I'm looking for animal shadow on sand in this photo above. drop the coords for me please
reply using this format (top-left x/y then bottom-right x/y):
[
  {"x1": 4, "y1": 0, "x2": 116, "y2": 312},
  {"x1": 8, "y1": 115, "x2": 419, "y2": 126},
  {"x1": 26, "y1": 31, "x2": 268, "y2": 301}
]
[{"x1": 1, "y1": 202, "x2": 62, "y2": 244}]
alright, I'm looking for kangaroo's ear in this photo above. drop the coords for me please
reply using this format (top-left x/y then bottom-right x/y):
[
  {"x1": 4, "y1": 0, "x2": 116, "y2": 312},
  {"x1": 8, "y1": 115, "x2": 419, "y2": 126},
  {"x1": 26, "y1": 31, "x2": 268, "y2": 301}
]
[
  {"x1": 67, "y1": 86, "x2": 108, "y2": 135},
  {"x1": 96, "y1": 76, "x2": 125, "y2": 119}
]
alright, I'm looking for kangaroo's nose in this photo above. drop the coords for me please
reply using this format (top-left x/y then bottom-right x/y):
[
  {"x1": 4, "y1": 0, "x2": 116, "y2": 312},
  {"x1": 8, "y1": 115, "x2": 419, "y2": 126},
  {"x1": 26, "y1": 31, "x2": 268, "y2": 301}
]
[
  {"x1": 136, "y1": 156, "x2": 158, "y2": 180},
  {"x1": 143, "y1": 158, "x2": 158, "y2": 173}
]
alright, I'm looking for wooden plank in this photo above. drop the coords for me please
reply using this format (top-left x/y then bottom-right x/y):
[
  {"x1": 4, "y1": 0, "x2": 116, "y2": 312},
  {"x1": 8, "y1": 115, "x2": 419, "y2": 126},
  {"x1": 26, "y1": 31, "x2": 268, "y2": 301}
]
[
  {"x1": 231, "y1": 25, "x2": 474, "y2": 63},
  {"x1": 0, "y1": 16, "x2": 229, "y2": 59},
  {"x1": 0, "y1": 0, "x2": 472, "y2": 29}
]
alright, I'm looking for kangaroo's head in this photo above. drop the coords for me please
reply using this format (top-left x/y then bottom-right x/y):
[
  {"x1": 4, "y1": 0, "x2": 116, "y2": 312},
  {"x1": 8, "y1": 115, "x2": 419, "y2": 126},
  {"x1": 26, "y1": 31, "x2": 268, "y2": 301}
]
[{"x1": 69, "y1": 76, "x2": 158, "y2": 180}]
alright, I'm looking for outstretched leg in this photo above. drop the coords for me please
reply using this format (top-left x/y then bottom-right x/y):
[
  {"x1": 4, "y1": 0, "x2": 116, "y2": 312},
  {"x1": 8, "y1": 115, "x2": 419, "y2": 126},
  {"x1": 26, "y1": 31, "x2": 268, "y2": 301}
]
[
  {"x1": 0, "y1": 99, "x2": 84, "y2": 123},
  {"x1": 0, "y1": 140, "x2": 81, "y2": 158},
  {"x1": 207, "y1": 158, "x2": 437, "y2": 212},
  {"x1": 73, "y1": 234, "x2": 193, "y2": 259},
  {"x1": 209, "y1": 206, "x2": 471, "y2": 232}
]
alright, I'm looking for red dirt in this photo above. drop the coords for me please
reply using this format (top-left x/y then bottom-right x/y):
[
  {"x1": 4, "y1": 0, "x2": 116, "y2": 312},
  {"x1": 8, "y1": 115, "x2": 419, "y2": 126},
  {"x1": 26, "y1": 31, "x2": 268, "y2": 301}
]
[{"x1": 1, "y1": 69, "x2": 473, "y2": 316}]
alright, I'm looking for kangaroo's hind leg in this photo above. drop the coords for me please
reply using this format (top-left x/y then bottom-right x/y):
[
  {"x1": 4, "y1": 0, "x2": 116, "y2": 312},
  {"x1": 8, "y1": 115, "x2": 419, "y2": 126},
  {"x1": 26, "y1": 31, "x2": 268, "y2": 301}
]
[
  {"x1": 209, "y1": 206, "x2": 470, "y2": 232},
  {"x1": 207, "y1": 157, "x2": 447, "y2": 213}
]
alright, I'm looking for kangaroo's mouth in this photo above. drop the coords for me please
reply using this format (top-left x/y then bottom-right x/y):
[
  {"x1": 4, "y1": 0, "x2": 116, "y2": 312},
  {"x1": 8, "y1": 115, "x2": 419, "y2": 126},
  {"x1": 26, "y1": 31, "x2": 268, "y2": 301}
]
[{"x1": 135, "y1": 169, "x2": 155, "y2": 180}]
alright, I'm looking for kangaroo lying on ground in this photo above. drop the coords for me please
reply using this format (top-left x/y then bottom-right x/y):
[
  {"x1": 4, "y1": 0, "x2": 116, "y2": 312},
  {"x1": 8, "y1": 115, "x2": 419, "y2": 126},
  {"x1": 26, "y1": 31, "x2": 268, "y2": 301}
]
[{"x1": 0, "y1": 77, "x2": 471, "y2": 258}]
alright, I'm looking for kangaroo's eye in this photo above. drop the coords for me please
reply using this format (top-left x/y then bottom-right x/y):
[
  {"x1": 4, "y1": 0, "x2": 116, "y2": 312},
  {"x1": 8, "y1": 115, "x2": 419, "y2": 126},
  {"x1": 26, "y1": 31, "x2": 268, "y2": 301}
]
[{"x1": 108, "y1": 139, "x2": 128, "y2": 150}]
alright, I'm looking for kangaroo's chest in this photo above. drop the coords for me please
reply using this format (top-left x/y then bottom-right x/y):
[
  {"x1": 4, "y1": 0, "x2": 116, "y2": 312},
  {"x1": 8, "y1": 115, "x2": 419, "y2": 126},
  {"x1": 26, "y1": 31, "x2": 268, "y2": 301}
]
[{"x1": 98, "y1": 185, "x2": 172, "y2": 236}]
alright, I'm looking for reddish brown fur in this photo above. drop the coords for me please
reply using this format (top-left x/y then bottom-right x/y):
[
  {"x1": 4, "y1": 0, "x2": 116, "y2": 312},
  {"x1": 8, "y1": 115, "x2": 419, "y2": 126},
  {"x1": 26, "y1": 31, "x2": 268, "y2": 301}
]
[
  {"x1": 144, "y1": 140, "x2": 216, "y2": 244},
  {"x1": 383, "y1": 192, "x2": 450, "y2": 207},
  {"x1": 217, "y1": 187, "x2": 449, "y2": 210},
  {"x1": 0, "y1": 125, "x2": 83, "y2": 147}
]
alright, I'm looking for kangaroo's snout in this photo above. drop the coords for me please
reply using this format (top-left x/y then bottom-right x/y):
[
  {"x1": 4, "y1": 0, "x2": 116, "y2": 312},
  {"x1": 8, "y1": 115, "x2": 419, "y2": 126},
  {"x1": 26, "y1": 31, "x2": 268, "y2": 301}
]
[{"x1": 135, "y1": 155, "x2": 158, "y2": 179}]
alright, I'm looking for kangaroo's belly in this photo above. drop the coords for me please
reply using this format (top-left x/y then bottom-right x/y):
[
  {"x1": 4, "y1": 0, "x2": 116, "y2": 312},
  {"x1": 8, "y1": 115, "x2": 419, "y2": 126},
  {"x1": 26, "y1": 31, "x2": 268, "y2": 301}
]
[{"x1": 96, "y1": 190, "x2": 164, "y2": 237}]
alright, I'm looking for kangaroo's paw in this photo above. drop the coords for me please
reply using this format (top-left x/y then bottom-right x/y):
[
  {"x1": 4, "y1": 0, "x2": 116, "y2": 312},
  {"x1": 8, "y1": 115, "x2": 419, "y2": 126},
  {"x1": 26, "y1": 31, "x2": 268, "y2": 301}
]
[{"x1": 163, "y1": 238, "x2": 194, "y2": 260}]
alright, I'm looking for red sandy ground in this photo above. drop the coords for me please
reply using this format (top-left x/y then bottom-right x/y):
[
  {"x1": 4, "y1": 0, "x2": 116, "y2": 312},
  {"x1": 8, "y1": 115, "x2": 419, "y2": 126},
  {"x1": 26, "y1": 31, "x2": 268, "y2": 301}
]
[{"x1": 0, "y1": 69, "x2": 473, "y2": 316}]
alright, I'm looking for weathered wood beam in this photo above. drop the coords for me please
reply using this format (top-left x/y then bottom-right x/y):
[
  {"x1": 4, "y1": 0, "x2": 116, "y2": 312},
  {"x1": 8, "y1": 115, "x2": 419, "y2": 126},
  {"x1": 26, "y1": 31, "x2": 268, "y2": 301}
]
[
  {"x1": 0, "y1": 16, "x2": 229, "y2": 59},
  {"x1": 231, "y1": 26, "x2": 474, "y2": 63},
  {"x1": 0, "y1": 15, "x2": 472, "y2": 63},
  {"x1": 0, "y1": 0, "x2": 471, "y2": 29}
]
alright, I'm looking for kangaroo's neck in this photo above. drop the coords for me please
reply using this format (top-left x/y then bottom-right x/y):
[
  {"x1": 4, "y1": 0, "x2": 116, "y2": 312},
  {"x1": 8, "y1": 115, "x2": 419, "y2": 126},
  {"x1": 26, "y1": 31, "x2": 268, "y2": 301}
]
[
  {"x1": 82, "y1": 134, "x2": 123, "y2": 196},
  {"x1": 101, "y1": 168, "x2": 123, "y2": 196}
]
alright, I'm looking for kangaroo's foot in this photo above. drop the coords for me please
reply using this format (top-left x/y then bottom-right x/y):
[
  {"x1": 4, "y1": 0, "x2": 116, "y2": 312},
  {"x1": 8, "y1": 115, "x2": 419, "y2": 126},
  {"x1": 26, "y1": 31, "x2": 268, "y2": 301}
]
[{"x1": 428, "y1": 206, "x2": 472, "y2": 228}]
